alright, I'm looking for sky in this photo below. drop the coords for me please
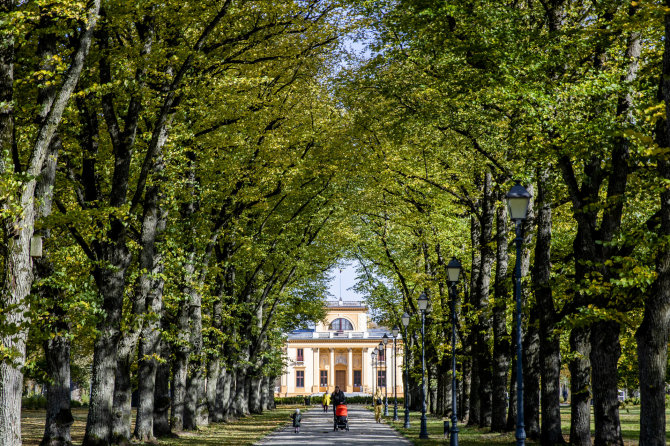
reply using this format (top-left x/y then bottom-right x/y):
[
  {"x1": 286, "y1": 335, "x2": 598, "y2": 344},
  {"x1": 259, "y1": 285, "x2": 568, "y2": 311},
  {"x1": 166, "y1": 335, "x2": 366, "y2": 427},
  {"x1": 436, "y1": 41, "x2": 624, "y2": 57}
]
[{"x1": 327, "y1": 260, "x2": 366, "y2": 302}]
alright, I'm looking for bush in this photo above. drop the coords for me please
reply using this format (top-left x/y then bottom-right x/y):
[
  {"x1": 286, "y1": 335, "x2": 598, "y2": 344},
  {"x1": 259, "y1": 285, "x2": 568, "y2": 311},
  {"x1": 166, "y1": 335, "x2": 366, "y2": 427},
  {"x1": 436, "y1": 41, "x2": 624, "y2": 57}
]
[
  {"x1": 22, "y1": 395, "x2": 47, "y2": 410},
  {"x1": 22, "y1": 395, "x2": 90, "y2": 410},
  {"x1": 624, "y1": 397, "x2": 640, "y2": 405},
  {"x1": 274, "y1": 394, "x2": 404, "y2": 406}
]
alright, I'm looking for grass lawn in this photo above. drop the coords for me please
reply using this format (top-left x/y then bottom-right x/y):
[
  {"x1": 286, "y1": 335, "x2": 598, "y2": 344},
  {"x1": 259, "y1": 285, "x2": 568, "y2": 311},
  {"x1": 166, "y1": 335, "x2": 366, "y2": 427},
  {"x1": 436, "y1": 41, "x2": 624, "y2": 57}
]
[
  {"x1": 21, "y1": 406, "x2": 300, "y2": 446},
  {"x1": 381, "y1": 404, "x2": 670, "y2": 445}
]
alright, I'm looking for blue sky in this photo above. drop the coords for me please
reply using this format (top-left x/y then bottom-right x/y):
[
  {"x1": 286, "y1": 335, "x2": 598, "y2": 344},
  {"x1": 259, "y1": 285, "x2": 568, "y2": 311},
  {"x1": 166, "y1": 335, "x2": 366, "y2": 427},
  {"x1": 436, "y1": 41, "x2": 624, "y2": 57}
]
[{"x1": 327, "y1": 261, "x2": 366, "y2": 301}]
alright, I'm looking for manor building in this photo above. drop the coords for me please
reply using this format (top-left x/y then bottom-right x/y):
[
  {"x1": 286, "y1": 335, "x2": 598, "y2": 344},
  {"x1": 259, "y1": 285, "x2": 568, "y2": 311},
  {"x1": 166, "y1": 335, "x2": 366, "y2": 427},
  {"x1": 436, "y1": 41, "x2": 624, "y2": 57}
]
[{"x1": 278, "y1": 300, "x2": 404, "y2": 396}]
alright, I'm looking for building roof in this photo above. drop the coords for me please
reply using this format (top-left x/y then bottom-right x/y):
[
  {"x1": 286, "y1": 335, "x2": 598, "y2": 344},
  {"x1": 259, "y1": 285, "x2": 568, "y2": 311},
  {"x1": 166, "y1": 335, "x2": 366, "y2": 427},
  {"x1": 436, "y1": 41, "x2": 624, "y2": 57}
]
[
  {"x1": 287, "y1": 328, "x2": 398, "y2": 341},
  {"x1": 326, "y1": 299, "x2": 366, "y2": 309}
]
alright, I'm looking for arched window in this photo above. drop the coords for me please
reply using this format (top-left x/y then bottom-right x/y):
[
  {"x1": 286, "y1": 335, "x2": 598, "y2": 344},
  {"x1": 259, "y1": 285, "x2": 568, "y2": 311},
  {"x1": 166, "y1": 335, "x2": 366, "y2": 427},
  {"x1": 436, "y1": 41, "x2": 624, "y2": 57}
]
[{"x1": 328, "y1": 318, "x2": 353, "y2": 331}]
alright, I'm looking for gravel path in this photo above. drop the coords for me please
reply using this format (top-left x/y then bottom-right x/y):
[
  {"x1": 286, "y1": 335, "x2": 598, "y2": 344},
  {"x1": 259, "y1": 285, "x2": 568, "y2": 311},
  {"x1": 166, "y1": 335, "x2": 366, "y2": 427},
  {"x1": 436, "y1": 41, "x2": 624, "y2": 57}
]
[{"x1": 256, "y1": 405, "x2": 412, "y2": 446}]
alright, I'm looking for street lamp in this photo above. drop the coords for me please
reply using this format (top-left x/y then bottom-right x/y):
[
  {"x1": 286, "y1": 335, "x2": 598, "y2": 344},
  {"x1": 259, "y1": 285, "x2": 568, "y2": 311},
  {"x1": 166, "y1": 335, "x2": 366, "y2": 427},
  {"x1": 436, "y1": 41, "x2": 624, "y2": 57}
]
[
  {"x1": 392, "y1": 326, "x2": 399, "y2": 421},
  {"x1": 417, "y1": 291, "x2": 429, "y2": 440},
  {"x1": 372, "y1": 350, "x2": 377, "y2": 402},
  {"x1": 447, "y1": 257, "x2": 462, "y2": 446},
  {"x1": 378, "y1": 341, "x2": 386, "y2": 416},
  {"x1": 507, "y1": 182, "x2": 531, "y2": 446},
  {"x1": 401, "y1": 312, "x2": 411, "y2": 429},
  {"x1": 382, "y1": 334, "x2": 389, "y2": 416}
]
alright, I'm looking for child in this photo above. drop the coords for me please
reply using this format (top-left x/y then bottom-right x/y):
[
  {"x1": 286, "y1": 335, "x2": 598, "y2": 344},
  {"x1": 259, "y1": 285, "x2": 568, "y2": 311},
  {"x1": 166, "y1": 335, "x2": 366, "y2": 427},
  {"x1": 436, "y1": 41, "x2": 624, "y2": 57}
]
[
  {"x1": 323, "y1": 392, "x2": 331, "y2": 412},
  {"x1": 291, "y1": 408, "x2": 302, "y2": 433}
]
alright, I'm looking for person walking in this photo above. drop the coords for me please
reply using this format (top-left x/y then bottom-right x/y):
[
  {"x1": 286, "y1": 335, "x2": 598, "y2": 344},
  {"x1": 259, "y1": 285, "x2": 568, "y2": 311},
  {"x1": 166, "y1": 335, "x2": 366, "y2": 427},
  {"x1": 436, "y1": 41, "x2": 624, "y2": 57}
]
[
  {"x1": 291, "y1": 408, "x2": 302, "y2": 434},
  {"x1": 374, "y1": 388, "x2": 383, "y2": 423},
  {"x1": 323, "y1": 392, "x2": 331, "y2": 412},
  {"x1": 331, "y1": 385, "x2": 346, "y2": 419}
]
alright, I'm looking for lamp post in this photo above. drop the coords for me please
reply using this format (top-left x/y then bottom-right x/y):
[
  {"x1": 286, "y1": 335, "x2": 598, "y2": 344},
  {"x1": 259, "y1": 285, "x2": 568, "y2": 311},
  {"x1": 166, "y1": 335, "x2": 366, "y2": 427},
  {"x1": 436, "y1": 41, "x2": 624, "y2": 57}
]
[
  {"x1": 392, "y1": 326, "x2": 399, "y2": 421},
  {"x1": 401, "y1": 312, "x2": 411, "y2": 429},
  {"x1": 507, "y1": 182, "x2": 531, "y2": 446},
  {"x1": 447, "y1": 257, "x2": 462, "y2": 446},
  {"x1": 418, "y1": 291, "x2": 429, "y2": 440},
  {"x1": 382, "y1": 334, "x2": 389, "y2": 416},
  {"x1": 372, "y1": 349, "x2": 377, "y2": 402}
]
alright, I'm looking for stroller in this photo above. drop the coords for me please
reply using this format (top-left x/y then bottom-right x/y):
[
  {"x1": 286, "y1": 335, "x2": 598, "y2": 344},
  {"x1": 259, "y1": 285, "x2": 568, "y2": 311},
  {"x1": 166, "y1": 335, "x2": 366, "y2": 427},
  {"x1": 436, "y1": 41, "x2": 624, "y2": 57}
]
[{"x1": 333, "y1": 404, "x2": 349, "y2": 431}]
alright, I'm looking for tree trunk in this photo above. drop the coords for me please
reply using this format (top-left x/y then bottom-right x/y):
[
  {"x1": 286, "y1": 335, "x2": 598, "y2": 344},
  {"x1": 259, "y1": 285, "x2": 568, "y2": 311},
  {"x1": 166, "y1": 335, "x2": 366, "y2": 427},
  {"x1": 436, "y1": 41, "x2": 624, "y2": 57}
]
[
  {"x1": 249, "y1": 375, "x2": 263, "y2": 414},
  {"x1": 153, "y1": 338, "x2": 171, "y2": 437},
  {"x1": 40, "y1": 335, "x2": 73, "y2": 446},
  {"x1": 635, "y1": 22, "x2": 670, "y2": 443},
  {"x1": 0, "y1": 0, "x2": 14, "y2": 177},
  {"x1": 34, "y1": 137, "x2": 72, "y2": 446},
  {"x1": 569, "y1": 326, "x2": 592, "y2": 446},
  {"x1": 506, "y1": 325, "x2": 518, "y2": 432},
  {"x1": 636, "y1": 235, "x2": 670, "y2": 446},
  {"x1": 224, "y1": 369, "x2": 236, "y2": 420},
  {"x1": 111, "y1": 336, "x2": 135, "y2": 446},
  {"x1": 491, "y1": 202, "x2": 510, "y2": 432},
  {"x1": 213, "y1": 367, "x2": 231, "y2": 422},
  {"x1": 461, "y1": 348, "x2": 472, "y2": 423},
  {"x1": 1, "y1": 3, "x2": 100, "y2": 444},
  {"x1": 260, "y1": 376, "x2": 270, "y2": 412},
  {"x1": 83, "y1": 253, "x2": 130, "y2": 446},
  {"x1": 171, "y1": 338, "x2": 189, "y2": 432},
  {"x1": 590, "y1": 321, "x2": 623, "y2": 446},
  {"x1": 133, "y1": 275, "x2": 164, "y2": 441},
  {"x1": 207, "y1": 358, "x2": 222, "y2": 422},
  {"x1": 475, "y1": 172, "x2": 494, "y2": 427},
  {"x1": 183, "y1": 288, "x2": 205, "y2": 430},
  {"x1": 468, "y1": 359, "x2": 481, "y2": 426},
  {"x1": 534, "y1": 169, "x2": 565, "y2": 445},
  {"x1": 467, "y1": 214, "x2": 481, "y2": 426},
  {"x1": 265, "y1": 376, "x2": 276, "y2": 410},
  {"x1": 523, "y1": 307, "x2": 541, "y2": 441},
  {"x1": 134, "y1": 180, "x2": 166, "y2": 441},
  {"x1": 231, "y1": 361, "x2": 250, "y2": 416}
]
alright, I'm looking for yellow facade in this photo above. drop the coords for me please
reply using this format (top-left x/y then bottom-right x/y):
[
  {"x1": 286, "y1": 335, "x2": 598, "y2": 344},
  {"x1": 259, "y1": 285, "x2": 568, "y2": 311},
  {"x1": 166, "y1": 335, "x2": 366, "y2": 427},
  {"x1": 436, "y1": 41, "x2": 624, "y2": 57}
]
[{"x1": 278, "y1": 301, "x2": 404, "y2": 396}]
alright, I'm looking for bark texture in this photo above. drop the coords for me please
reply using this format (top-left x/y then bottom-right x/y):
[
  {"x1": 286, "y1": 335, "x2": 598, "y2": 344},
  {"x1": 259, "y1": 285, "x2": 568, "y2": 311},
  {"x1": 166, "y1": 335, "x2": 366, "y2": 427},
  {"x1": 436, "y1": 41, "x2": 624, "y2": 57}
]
[
  {"x1": 635, "y1": 10, "x2": 670, "y2": 442},
  {"x1": 475, "y1": 172, "x2": 495, "y2": 428},
  {"x1": 590, "y1": 321, "x2": 623, "y2": 446},
  {"x1": 491, "y1": 202, "x2": 510, "y2": 432},
  {"x1": 534, "y1": 170, "x2": 565, "y2": 445},
  {"x1": 153, "y1": 338, "x2": 171, "y2": 437},
  {"x1": 133, "y1": 185, "x2": 166, "y2": 441},
  {"x1": 0, "y1": 2, "x2": 100, "y2": 444},
  {"x1": 523, "y1": 308, "x2": 541, "y2": 441},
  {"x1": 569, "y1": 326, "x2": 592, "y2": 446}
]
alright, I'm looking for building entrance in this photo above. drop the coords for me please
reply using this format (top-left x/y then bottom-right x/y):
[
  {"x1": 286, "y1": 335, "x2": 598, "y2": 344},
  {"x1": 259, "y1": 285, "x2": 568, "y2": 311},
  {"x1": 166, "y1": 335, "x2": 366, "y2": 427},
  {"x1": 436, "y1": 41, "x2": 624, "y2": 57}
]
[{"x1": 335, "y1": 370, "x2": 346, "y2": 388}]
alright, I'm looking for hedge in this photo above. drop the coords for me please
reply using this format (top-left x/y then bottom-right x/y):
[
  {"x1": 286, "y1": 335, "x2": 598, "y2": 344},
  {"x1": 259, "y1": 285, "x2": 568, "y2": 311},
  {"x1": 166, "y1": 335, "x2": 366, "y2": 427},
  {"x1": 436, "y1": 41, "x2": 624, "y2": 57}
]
[{"x1": 275, "y1": 395, "x2": 404, "y2": 406}]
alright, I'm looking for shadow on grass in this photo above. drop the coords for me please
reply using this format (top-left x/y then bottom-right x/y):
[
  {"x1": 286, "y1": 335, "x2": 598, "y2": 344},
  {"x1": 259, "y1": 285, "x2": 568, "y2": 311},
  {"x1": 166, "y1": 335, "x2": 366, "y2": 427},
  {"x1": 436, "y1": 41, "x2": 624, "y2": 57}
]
[
  {"x1": 22, "y1": 406, "x2": 302, "y2": 446},
  {"x1": 380, "y1": 405, "x2": 670, "y2": 445}
]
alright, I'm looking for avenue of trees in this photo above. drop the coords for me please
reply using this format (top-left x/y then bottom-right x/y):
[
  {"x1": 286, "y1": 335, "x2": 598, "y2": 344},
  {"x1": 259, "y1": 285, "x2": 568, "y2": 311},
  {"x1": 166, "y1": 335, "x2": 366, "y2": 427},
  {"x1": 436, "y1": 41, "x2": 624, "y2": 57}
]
[
  {"x1": 344, "y1": 1, "x2": 670, "y2": 446},
  {"x1": 1, "y1": 1, "x2": 670, "y2": 446}
]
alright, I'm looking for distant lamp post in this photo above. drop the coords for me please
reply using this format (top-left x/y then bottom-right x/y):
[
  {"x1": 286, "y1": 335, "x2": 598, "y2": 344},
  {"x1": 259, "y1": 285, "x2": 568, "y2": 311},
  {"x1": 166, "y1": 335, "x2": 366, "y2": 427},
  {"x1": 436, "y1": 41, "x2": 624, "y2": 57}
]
[
  {"x1": 507, "y1": 182, "x2": 531, "y2": 446},
  {"x1": 401, "y1": 312, "x2": 411, "y2": 429},
  {"x1": 392, "y1": 326, "x2": 399, "y2": 421},
  {"x1": 372, "y1": 350, "x2": 377, "y2": 401},
  {"x1": 417, "y1": 291, "x2": 429, "y2": 440},
  {"x1": 447, "y1": 257, "x2": 462, "y2": 446},
  {"x1": 382, "y1": 334, "x2": 389, "y2": 416}
]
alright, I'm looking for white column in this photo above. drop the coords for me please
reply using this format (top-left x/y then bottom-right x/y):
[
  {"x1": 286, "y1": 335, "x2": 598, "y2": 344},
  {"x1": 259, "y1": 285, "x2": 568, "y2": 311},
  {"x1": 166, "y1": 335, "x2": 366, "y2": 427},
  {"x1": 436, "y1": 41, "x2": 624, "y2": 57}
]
[
  {"x1": 347, "y1": 348, "x2": 353, "y2": 392},
  {"x1": 280, "y1": 368, "x2": 288, "y2": 396},
  {"x1": 329, "y1": 348, "x2": 335, "y2": 390},
  {"x1": 398, "y1": 343, "x2": 404, "y2": 395},
  {"x1": 397, "y1": 342, "x2": 403, "y2": 395},
  {"x1": 362, "y1": 348, "x2": 368, "y2": 393},
  {"x1": 312, "y1": 348, "x2": 320, "y2": 392}
]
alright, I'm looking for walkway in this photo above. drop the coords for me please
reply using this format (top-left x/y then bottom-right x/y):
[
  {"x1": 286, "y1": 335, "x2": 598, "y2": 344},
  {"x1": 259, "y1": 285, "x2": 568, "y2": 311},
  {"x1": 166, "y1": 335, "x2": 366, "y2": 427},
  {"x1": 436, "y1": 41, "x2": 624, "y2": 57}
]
[{"x1": 256, "y1": 405, "x2": 412, "y2": 446}]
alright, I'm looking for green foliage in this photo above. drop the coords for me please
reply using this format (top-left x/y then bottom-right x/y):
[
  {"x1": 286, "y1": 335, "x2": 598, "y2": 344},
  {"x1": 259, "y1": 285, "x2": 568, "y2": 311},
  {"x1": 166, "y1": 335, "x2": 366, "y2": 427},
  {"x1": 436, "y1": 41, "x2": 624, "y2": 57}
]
[{"x1": 21, "y1": 395, "x2": 47, "y2": 411}]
